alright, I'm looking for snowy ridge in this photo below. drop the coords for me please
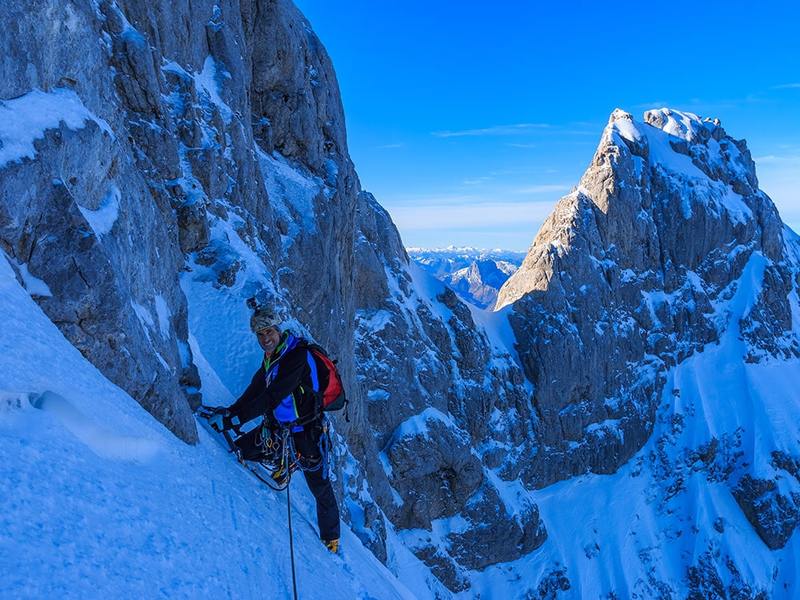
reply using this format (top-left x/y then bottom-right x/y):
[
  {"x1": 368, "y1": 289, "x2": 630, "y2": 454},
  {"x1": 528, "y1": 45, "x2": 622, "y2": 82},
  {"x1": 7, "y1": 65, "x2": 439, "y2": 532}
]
[
  {"x1": 408, "y1": 247, "x2": 525, "y2": 278},
  {"x1": 407, "y1": 245, "x2": 525, "y2": 257}
]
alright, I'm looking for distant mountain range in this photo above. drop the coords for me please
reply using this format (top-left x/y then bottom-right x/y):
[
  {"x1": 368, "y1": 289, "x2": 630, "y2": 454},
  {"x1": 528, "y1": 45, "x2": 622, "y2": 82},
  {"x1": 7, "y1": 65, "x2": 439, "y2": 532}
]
[{"x1": 407, "y1": 247, "x2": 526, "y2": 308}]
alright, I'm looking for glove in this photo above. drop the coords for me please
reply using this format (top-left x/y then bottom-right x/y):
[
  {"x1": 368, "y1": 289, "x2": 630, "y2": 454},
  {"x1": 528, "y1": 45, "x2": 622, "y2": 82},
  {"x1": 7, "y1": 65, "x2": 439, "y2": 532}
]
[
  {"x1": 207, "y1": 408, "x2": 227, "y2": 432},
  {"x1": 208, "y1": 407, "x2": 240, "y2": 432}
]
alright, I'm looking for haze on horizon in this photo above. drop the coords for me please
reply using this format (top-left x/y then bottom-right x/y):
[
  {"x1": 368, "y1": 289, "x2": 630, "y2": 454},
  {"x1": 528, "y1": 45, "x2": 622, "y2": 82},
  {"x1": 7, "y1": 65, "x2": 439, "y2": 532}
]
[{"x1": 296, "y1": 0, "x2": 800, "y2": 251}]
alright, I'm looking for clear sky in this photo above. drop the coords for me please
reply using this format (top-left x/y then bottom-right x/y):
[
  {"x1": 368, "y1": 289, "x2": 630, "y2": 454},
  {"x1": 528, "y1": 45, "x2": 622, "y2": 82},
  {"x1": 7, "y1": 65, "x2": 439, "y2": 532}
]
[{"x1": 294, "y1": 0, "x2": 800, "y2": 251}]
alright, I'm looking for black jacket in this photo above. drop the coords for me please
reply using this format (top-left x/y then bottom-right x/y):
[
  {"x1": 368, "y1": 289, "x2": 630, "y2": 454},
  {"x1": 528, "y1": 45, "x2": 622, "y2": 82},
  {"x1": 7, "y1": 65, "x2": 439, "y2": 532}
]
[{"x1": 229, "y1": 332, "x2": 318, "y2": 425}]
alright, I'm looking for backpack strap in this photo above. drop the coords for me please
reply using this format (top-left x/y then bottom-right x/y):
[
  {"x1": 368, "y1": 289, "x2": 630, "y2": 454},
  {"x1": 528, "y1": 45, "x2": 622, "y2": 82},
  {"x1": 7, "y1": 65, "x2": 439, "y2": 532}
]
[
  {"x1": 306, "y1": 348, "x2": 321, "y2": 394},
  {"x1": 293, "y1": 338, "x2": 350, "y2": 423}
]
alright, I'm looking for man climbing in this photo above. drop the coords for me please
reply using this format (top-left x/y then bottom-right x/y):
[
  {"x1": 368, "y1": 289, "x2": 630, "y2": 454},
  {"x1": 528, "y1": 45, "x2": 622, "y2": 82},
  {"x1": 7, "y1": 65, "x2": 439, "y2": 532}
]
[{"x1": 208, "y1": 303, "x2": 341, "y2": 553}]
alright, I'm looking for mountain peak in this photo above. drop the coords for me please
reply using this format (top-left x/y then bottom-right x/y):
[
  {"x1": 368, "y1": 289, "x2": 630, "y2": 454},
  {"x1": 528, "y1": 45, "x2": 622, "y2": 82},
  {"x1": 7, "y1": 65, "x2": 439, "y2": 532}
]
[
  {"x1": 607, "y1": 107, "x2": 723, "y2": 144},
  {"x1": 493, "y1": 100, "x2": 796, "y2": 500},
  {"x1": 607, "y1": 107, "x2": 635, "y2": 123},
  {"x1": 599, "y1": 106, "x2": 758, "y2": 199},
  {"x1": 498, "y1": 107, "x2": 776, "y2": 311},
  {"x1": 643, "y1": 107, "x2": 721, "y2": 142},
  {"x1": 644, "y1": 108, "x2": 719, "y2": 142}
]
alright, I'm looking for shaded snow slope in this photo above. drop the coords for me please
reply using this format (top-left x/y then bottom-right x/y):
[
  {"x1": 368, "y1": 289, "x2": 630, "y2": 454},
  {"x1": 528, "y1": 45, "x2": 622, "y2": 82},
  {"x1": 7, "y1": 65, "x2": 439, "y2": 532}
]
[{"x1": 0, "y1": 253, "x2": 415, "y2": 599}]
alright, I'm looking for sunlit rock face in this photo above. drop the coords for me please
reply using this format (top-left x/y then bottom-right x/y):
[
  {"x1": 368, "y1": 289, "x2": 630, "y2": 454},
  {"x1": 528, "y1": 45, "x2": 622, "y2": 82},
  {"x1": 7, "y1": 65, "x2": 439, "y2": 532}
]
[{"x1": 497, "y1": 108, "x2": 797, "y2": 491}]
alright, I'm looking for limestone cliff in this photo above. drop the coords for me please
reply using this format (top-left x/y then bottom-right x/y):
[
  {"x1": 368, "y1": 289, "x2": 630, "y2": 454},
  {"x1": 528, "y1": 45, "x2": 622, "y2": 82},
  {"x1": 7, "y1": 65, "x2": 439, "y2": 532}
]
[{"x1": 0, "y1": 0, "x2": 543, "y2": 589}]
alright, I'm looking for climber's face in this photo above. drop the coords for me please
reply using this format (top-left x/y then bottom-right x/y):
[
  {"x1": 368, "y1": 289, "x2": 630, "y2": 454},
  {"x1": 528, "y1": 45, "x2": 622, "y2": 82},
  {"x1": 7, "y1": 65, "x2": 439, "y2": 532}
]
[{"x1": 256, "y1": 327, "x2": 281, "y2": 355}]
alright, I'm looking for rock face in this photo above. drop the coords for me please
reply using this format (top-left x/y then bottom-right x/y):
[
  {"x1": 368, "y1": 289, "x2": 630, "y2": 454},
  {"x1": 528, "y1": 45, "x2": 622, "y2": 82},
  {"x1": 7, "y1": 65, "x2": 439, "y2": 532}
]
[
  {"x1": 734, "y1": 474, "x2": 800, "y2": 550},
  {"x1": 497, "y1": 108, "x2": 797, "y2": 489},
  {"x1": 352, "y1": 192, "x2": 545, "y2": 588},
  {"x1": 1, "y1": 1, "x2": 204, "y2": 442}
]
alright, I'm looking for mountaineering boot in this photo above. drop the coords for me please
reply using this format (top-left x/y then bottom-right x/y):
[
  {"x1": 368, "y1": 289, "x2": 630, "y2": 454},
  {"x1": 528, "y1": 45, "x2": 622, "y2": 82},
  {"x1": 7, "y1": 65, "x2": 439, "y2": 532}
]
[{"x1": 323, "y1": 538, "x2": 340, "y2": 553}]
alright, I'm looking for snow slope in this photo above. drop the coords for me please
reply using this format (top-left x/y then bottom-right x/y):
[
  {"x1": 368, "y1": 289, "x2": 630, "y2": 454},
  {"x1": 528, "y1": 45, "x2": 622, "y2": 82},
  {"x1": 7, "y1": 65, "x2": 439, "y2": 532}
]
[{"x1": 0, "y1": 253, "x2": 415, "y2": 599}]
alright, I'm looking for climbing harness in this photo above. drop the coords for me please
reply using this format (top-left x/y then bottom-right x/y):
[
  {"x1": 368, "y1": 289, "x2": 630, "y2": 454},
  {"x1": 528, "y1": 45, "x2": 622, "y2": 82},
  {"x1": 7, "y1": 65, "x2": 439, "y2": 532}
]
[{"x1": 255, "y1": 415, "x2": 334, "y2": 487}]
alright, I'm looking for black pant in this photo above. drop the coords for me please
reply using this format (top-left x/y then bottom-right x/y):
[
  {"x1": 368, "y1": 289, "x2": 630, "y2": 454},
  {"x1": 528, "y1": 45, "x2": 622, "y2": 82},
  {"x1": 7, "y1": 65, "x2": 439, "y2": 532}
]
[{"x1": 235, "y1": 420, "x2": 341, "y2": 542}]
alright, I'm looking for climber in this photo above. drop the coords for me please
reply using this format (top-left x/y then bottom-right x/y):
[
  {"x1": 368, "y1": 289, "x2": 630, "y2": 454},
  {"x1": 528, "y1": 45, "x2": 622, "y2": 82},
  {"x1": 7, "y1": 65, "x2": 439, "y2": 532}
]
[{"x1": 208, "y1": 301, "x2": 341, "y2": 553}]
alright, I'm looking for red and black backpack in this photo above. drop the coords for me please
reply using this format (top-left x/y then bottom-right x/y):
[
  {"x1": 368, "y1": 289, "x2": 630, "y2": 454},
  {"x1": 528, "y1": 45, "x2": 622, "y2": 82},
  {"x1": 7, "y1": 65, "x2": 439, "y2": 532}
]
[{"x1": 302, "y1": 341, "x2": 349, "y2": 421}]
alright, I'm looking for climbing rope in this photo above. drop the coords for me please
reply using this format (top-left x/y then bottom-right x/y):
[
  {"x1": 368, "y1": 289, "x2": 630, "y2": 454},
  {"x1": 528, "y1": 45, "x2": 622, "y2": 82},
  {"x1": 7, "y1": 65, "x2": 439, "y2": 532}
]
[
  {"x1": 196, "y1": 406, "x2": 335, "y2": 600},
  {"x1": 286, "y1": 481, "x2": 299, "y2": 600}
]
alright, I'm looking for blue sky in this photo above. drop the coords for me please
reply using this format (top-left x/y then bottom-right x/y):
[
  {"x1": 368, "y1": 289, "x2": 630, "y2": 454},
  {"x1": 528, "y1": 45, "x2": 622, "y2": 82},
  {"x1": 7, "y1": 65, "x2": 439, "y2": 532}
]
[{"x1": 295, "y1": 0, "x2": 800, "y2": 251}]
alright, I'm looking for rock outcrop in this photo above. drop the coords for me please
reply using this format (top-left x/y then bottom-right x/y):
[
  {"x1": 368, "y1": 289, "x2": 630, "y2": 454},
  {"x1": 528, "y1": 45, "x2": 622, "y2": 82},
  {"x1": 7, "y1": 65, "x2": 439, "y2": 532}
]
[{"x1": 497, "y1": 108, "x2": 797, "y2": 489}]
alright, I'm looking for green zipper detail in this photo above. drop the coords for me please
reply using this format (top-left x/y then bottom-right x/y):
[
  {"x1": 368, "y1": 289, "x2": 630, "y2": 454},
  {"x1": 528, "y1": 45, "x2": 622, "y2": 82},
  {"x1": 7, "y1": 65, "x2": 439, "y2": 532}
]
[{"x1": 263, "y1": 333, "x2": 290, "y2": 373}]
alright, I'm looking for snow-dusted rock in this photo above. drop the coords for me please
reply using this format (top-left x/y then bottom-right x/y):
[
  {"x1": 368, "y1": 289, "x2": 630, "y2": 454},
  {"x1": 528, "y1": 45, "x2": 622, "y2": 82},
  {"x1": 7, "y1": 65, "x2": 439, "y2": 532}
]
[
  {"x1": 496, "y1": 108, "x2": 798, "y2": 492},
  {"x1": 0, "y1": 0, "x2": 200, "y2": 441},
  {"x1": 352, "y1": 191, "x2": 544, "y2": 586},
  {"x1": 734, "y1": 474, "x2": 800, "y2": 550},
  {"x1": 384, "y1": 410, "x2": 484, "y2": 530}
]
